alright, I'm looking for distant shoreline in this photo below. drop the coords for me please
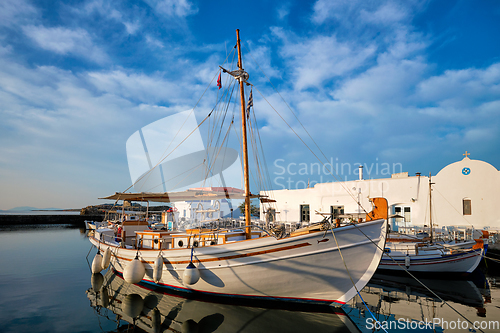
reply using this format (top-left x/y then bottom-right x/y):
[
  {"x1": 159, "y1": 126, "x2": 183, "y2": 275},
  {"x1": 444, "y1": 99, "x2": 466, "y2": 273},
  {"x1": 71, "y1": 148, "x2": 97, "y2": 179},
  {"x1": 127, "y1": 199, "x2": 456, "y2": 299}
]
[
  {"x1": 0, "y1": 214, "x2": 104, "y2": 226},
  {"x1": 32, "y1": 209, "x2": 80, "y2": 212},
  {"x1": 0, "y1": 210, "x2": 81, "y2": 216}
]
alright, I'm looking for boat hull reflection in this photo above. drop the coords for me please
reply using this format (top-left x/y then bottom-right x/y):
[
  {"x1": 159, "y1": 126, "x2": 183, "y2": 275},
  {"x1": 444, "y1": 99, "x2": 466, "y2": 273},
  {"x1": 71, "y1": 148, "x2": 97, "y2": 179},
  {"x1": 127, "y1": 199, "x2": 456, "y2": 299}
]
[
  {"x1": 86, "y1": 269, "x2": 359, "y2": 333},
  {"x1": 342, "y1": 271, "x2": 490, "y2": 332}
]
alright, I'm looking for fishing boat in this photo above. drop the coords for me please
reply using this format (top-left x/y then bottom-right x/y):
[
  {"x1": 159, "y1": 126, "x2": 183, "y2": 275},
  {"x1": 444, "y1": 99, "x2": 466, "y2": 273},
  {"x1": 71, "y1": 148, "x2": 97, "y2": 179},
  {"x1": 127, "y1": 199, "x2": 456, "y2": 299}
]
[
  {"x1": 88, "y1": 29, "x2": 387, "y2": 306},
  {"x1": 379, "y1": 241, "x2": 483, "y2": 273},
  {"x1": 379, "y1": 174, "x2": 484, "y2": 273}
]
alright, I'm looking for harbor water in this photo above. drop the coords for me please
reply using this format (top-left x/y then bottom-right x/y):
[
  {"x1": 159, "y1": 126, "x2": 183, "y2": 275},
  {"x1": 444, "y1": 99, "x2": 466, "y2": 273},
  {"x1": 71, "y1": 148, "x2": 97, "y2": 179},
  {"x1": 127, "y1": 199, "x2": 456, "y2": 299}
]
[{"x1": 1, "y1": 224, "x2": 500, "y2": 333}]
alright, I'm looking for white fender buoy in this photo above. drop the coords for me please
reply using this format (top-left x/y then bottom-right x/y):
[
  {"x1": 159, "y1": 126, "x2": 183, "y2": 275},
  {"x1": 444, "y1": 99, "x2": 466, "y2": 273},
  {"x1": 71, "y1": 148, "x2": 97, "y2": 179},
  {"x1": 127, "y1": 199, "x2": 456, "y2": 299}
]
[
  {"x1": 101, "y1": 247, "x2": 111, "y2": 270},
  {"x1": 91, "y1": 273, "x2": 104, "y2": 291},
  {"x1": 183, "y1": 262, "x2": 200, "y2": 285},
  {"x1": 92, "y1": 252, "x2": 104, "y2": 273},
  {"x1": 122, "y1": 294, "x2": 144, "y2": 319},
  {"x1": 153, "y1": 255, "x2": 163, "y2": 283},
  {"x1": 123, "y1": 256, "x2": 146, "y2": 284},
  {"x1": 405, "y1": 254, "x2": 410, "y2": 269}
]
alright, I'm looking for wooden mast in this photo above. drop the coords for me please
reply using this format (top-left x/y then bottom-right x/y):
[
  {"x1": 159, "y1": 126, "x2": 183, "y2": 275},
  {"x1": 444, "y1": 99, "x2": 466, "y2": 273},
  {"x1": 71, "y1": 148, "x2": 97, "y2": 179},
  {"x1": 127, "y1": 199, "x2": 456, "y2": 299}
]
[{"x1": 236, "y1": 29, "x2": 252, "y2": 239}]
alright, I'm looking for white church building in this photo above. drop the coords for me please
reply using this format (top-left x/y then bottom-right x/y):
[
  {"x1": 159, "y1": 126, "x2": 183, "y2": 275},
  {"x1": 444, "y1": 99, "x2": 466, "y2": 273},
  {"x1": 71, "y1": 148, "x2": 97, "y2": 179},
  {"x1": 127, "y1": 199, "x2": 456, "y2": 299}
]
[{"x1": 260, "y1": 153, "x2": 500, "y2": 232}]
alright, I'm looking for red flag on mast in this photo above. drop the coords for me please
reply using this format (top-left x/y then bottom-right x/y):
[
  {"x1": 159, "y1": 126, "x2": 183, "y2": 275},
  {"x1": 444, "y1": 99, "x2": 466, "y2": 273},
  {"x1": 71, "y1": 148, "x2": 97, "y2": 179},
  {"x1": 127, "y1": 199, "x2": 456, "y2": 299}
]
[{"x1": 217, "y1": 72, "x2": 222, "y2": 89}]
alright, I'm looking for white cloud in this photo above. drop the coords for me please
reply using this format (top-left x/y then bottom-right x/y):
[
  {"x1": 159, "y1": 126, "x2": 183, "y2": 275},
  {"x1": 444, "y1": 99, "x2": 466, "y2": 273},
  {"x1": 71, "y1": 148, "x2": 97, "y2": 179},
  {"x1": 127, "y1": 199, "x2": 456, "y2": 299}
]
[
  {"x1": 464, "y1": 127, "x2": 496, "y2": 142},
  {"x1": 86, "y1": 70, "x2": 196, "y2": 105},
  {"x1": 22, "y1": 25, "x2": 109, "y2": 64},
  {"x1": 0, "y1": 62, "x2": 134, "y2": 208},
  {"x1": 144, "y1": 0, "x2": 198, "y2": 17},
  {"x1": 244, "y1": 44, "x2": 280, "y2": 80},
  {"x1": 145, "y1": 35, "x2": 165, "y2": 48},
  {"x1": 334, "y1": 59, "x2": 427, "y2": 106},
  {"x1": 0, "y1": 0, "x2": 37, "y2": 27},
  {"x1": 277, "y1": 4, "x2": 290, "y2": 20},
  {"x1": 312, "y1": 0, "x2": 351, "y2": 24},
  {"x1": 277, "y1": 33, "x2": 376, "y2": 91},
  {"x1": 359, "y1": 2, "x2": 409, "y2": 25},
  {"x1": 123, "y1": 20, "x2": 141, "y2": 35},
  {"x1": 382, "y1": 28, "x2": 428, "y2": 60},
  {"x1": 478, "y1": 100, "x2": 500, "y2": 116},
  {"x1": 0, "y1": 45, "x2": 13, "y2": 57},
  {"x1": 81, "y1": 1, "x2": 141, "y2": 35},
  {"x1": 312, "y1": 0, "x2": 421, "y2": 27},
  {"x1": 416, "y1": 63, "x2": 500, "y2": 108}
]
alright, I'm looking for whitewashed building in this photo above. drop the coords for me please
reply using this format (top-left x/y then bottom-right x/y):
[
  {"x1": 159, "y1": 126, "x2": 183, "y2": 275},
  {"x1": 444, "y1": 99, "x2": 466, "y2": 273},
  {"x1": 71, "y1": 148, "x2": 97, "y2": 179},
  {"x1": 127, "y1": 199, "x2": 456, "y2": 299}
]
[
  {"x1": 260, "y1": 153, "x2": 500, "y2": 231},
  {"x1": 174, "y1": 199, "x2": 239, "y2": 224}
]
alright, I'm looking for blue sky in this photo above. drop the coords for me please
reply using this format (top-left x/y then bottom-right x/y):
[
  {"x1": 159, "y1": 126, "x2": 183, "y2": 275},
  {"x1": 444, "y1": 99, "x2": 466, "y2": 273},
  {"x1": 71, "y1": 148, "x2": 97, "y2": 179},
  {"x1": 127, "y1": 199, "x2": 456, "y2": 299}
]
[{"x1": 1, "y1": 0, "x2": 500, "y2": 210}]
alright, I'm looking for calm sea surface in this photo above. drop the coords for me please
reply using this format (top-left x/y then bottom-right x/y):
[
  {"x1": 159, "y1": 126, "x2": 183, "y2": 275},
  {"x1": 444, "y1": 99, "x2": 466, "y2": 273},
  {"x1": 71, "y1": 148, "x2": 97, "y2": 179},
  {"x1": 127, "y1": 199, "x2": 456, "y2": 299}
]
[
  {"x1": 0, "y1": 210, "x2": 80, "y2": 215},
  {"x1": 1, "y1": 225, "x2": 499, "y2": 333}
]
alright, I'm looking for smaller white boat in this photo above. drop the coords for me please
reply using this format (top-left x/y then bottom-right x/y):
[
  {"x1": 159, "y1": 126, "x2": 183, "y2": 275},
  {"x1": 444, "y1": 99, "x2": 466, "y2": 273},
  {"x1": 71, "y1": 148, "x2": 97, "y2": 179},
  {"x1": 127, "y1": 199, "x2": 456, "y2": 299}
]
[
  {"x1": 379, "y1": 241, "x2": 484, "y2": 273},
  {"x1": 379, "y1": 174, "x2": 484, "y2": 274},
  {"x1": 441, "y1": 239, "x2": 480, "y2": 250},
  {"x1": 85, "y1": 220, "x2": 108, "y2": 230}
]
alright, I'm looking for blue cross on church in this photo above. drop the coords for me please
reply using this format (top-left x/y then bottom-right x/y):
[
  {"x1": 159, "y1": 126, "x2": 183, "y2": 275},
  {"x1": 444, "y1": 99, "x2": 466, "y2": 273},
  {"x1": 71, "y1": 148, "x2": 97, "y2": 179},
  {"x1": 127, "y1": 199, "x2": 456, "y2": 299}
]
[{"x1": 462, "y1": 151, "x2": 471, "y2": 175}]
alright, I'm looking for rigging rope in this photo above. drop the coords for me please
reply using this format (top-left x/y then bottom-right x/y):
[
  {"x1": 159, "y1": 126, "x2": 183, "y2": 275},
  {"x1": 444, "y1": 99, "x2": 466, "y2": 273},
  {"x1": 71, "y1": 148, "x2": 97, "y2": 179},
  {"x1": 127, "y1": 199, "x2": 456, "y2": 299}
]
[
  {"x1": 250, "y1": 84, "x2": 367, "y2": 214},
  {"x1": 121, "y1": 47, "x2": 238, "y2": 195},
  {"x1": 327, "y1": 219, "x2": 389, "y2": 333},
  {"x1": 243, "y1": 44, "x2": 368, "y2": 214}
]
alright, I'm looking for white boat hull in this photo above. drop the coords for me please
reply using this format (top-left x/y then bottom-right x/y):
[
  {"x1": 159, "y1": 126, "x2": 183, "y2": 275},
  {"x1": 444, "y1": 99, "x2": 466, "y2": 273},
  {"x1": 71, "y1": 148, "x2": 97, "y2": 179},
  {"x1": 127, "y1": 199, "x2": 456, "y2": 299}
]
[{"x1": 90, "y1": 219, "x2": 387, "y2": 305}]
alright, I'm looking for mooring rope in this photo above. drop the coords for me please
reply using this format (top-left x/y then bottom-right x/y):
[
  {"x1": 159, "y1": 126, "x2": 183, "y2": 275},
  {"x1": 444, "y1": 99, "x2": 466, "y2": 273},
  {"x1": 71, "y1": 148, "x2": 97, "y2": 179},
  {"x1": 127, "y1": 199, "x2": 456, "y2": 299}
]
[{"x1": 327, "y1": 219, "x2": 389, "y2": 333}]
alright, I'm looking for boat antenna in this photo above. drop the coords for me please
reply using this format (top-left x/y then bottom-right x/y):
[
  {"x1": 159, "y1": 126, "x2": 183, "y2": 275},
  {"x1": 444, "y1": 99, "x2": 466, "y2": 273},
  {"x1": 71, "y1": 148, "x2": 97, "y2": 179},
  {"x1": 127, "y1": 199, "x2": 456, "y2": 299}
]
[{"x1": 235, "y1": 29, "x2": 252, "y2": 239}]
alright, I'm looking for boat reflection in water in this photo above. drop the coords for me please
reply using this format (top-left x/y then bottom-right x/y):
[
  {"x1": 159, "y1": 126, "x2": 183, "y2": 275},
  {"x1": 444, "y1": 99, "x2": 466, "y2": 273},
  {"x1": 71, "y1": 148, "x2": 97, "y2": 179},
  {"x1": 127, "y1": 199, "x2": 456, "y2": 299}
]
[
  {"x1": 86, "y1": 269, "x2": 359, "y2": 333},
  {"x1": 342, "y1": 271, "x2": 491, "y2": 332}
]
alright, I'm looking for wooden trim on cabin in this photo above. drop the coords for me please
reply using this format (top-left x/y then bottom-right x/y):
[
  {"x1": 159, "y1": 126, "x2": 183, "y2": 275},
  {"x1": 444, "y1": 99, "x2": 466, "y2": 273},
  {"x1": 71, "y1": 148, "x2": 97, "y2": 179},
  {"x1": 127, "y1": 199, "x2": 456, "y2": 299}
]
[{"x1": 113, "y1": 241, "x2": 312, "y2": 265}]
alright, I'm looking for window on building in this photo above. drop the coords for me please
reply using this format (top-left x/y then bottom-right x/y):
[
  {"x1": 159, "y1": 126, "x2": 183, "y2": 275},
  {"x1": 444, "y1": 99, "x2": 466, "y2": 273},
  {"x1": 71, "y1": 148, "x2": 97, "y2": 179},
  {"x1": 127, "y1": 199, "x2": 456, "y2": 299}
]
[
  {"x1": 300, "y1": 204, "x2": 310, "y2": 222},
  {"x1": 330, "y1": 206, "x2": 344, "y2": 218},
  {"x1": 404, "y1": 207, "x2": 411, "y2": 223},
  {"x1": 266, "y1": 208, "x2": 276, "y2": 223},
  {"x1": 394, "y1": 207, "x2": 403, "y2": 224},
  {"x1": 463, "y1": 199, "x2": 472, "y2": 215}
]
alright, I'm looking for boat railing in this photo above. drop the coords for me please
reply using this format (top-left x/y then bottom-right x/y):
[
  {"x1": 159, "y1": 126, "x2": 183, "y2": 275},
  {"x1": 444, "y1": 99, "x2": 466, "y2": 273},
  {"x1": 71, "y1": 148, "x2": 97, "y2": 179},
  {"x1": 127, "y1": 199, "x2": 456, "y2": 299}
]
[
  {"x1": 388, "y1": 242, "x2": 419, "y2": 255},
  {"x1": 184, "y1": 224, "x2": 274, "y2": 243},
  {"x1": 131, "y1": 224, "x2": 277, "y2": 250},
  {"x1": 246, "y1": 224, "x2": 276, "y2": 238}
]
